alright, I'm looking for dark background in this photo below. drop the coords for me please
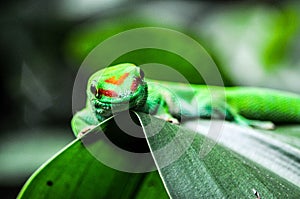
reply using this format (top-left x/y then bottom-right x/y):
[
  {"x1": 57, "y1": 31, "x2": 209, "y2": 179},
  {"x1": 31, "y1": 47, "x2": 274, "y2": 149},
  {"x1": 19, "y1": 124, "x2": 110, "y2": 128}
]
[{"x1": 1, "y1": 0, "x2": 299, "y2": 198}]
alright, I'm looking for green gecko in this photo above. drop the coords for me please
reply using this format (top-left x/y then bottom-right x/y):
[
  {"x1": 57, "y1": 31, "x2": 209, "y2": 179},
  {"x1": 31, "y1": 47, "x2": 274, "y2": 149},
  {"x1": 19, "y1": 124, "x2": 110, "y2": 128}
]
[{"x1": 71, "y1": 63, "x2": 300, "y2": 137}]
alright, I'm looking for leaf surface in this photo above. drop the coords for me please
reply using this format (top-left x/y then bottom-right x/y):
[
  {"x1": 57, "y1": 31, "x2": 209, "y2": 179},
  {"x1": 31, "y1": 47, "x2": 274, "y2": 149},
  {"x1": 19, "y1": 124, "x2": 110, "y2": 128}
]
[{"x1": 136, "y1": 112, "x2": 300, "y2": 198}]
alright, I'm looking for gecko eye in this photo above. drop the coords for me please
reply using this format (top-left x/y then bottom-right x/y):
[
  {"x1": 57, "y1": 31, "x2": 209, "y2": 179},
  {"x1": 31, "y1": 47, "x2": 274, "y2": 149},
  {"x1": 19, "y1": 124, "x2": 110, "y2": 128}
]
[
  {"x1": 90, "y1": 84, "x2": 97, "y2": 95},
  {"x1": 139, "y1": 69, "x2": 145, "y2": 79}
]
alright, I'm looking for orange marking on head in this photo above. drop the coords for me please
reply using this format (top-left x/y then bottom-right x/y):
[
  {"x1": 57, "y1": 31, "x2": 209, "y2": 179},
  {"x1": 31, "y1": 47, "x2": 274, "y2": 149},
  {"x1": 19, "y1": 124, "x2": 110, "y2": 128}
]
[{"x1": 105, "y1": 73, "x2": 129, "y2": 85}]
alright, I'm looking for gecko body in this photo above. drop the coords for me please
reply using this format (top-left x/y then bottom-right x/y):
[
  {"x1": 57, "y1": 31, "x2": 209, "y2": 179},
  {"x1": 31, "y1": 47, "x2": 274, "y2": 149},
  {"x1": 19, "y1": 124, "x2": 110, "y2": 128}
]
[{"x1": 72, "y1": 63, "x2": 300, "y2": 136}]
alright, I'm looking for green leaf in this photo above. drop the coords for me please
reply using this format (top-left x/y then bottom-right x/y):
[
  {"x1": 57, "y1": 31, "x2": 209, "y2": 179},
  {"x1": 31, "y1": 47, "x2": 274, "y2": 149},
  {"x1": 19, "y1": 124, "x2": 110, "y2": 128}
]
[
  {"x1": 18, "y1": 111, "x2": 300, "y2": 198},
  {"x1": 135, "y1": 112, "x2": 300, "y2": 198},
  {"x1": 17, "y1": 115, "x2": 168, "y2": 199}
]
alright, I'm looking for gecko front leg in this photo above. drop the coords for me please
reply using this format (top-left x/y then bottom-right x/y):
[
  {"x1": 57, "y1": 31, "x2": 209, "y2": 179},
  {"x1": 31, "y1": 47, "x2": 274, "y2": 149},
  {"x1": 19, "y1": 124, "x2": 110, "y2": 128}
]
[
  {"x1": 71, "y1": 108, "x2": 100, "y2": 137},
  {"x1": 154, "y1": 101, "x2": 179, "y2": 124},
  {"x1": 144, "y1": 88, "x2": 179, "y2": 124}
]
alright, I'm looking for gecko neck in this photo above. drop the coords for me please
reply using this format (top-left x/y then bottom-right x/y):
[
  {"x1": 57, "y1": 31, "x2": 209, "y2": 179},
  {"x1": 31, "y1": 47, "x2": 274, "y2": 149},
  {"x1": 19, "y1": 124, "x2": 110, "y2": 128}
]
[{"x1": 133, "y1": 83, "x2": 148, "y2": 110}]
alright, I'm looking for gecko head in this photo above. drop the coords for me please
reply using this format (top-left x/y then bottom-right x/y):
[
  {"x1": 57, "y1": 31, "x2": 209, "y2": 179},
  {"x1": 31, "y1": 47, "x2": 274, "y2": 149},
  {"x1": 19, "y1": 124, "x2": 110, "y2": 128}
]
[{"x1": 87, "y1": 63, "x2": 147, "y2": 117}]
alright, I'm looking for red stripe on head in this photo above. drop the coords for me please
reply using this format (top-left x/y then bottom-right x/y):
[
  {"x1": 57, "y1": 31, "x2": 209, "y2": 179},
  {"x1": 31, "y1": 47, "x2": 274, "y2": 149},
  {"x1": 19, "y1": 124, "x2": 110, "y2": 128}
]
[
  {"x1": 98, "y1": 89, "x2": 118, "y2": 97},
  {"x1": 105, "y1": 73, "x2": 129, "y2": 85},
  {"x1": 131, "y1": 77, "x2": 141, "y2": 91}
]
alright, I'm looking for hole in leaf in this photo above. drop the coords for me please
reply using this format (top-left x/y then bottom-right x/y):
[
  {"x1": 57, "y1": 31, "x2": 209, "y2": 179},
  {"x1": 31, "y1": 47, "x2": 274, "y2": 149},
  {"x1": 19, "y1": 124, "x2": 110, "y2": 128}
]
[{"x1": 47, "y1": 180, "x2": 53, "y2": 186}]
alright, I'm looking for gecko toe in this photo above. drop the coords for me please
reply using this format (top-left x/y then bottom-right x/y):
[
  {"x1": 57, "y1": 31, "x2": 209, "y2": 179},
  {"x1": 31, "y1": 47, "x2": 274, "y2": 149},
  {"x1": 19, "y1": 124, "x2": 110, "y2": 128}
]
[
  {"x1": 168, "y1": 118, "x2": 179, "y2": 124},
  {"x1": 78, "y1": 125, "x2": 97, "y2": 138}
]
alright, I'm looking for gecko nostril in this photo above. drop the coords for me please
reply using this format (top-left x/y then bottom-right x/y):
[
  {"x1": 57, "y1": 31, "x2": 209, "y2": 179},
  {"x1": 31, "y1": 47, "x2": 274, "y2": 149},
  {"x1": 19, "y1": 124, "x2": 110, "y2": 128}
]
[{"x1": 95, "y1": 92, "x2": 102, "y2": 99}]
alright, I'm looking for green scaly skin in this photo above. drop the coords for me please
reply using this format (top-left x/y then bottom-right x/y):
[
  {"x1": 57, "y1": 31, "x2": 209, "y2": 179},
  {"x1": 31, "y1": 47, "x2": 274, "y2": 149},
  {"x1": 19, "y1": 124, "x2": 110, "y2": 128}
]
[{"x1": 71, "y1": 63, "x2": 300, "y2": 137}]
